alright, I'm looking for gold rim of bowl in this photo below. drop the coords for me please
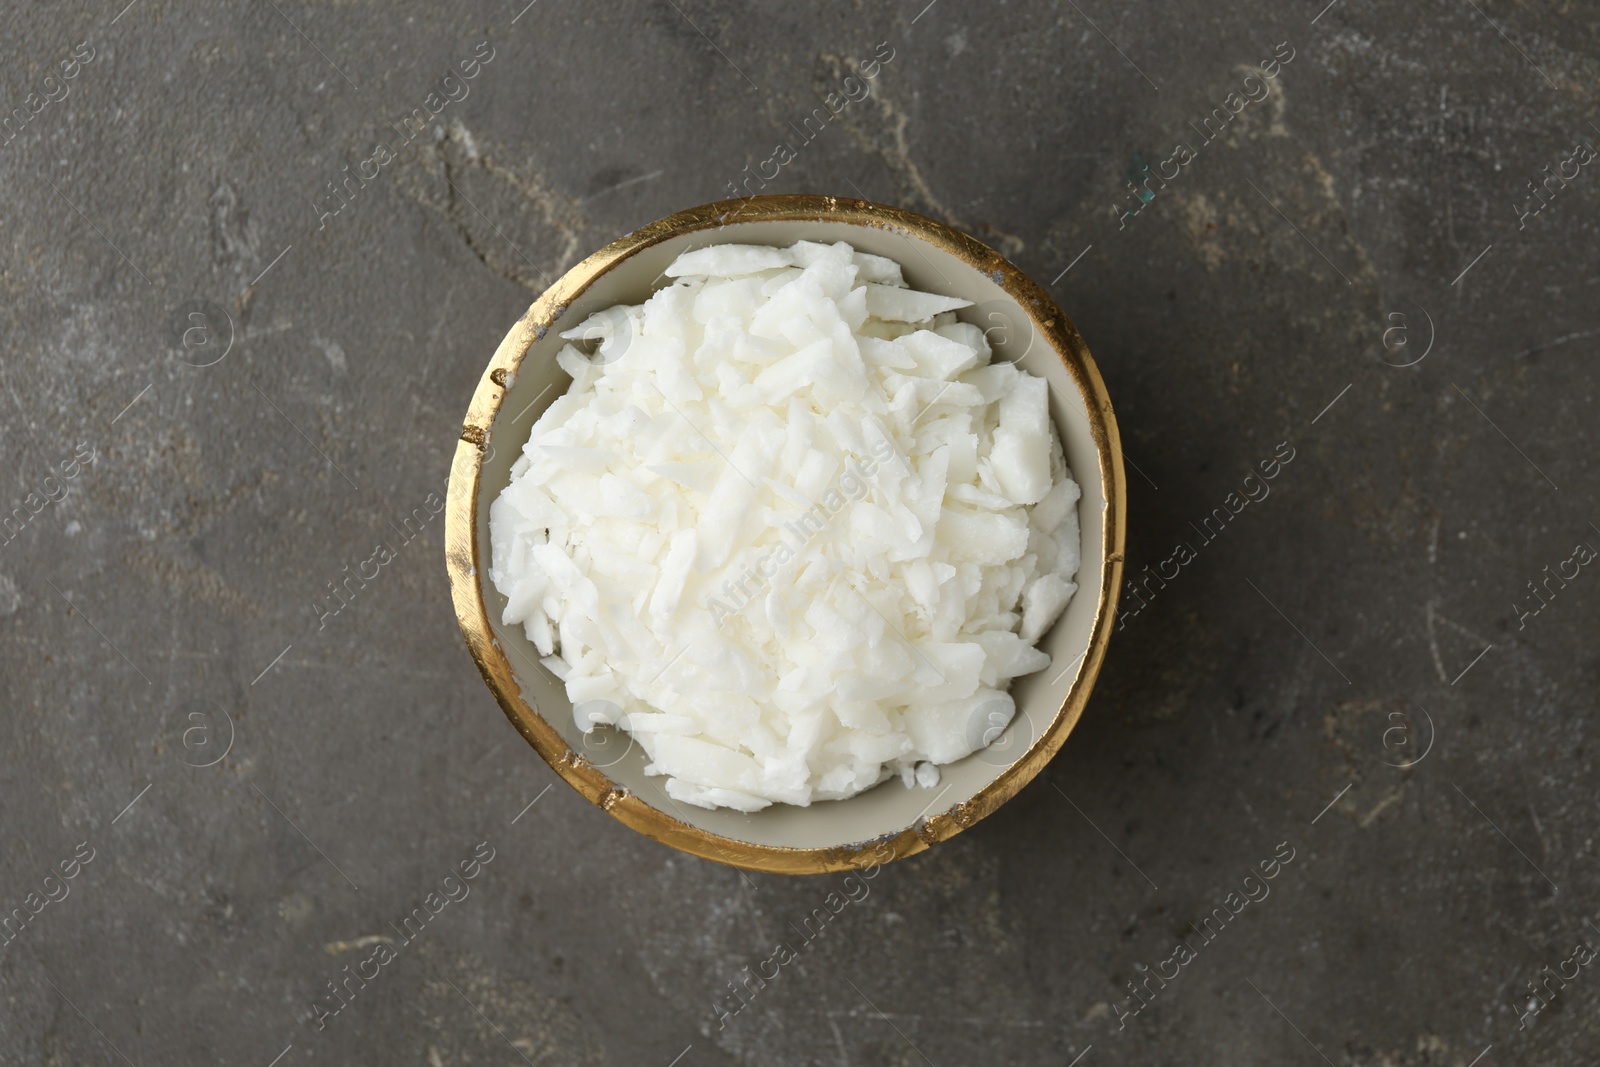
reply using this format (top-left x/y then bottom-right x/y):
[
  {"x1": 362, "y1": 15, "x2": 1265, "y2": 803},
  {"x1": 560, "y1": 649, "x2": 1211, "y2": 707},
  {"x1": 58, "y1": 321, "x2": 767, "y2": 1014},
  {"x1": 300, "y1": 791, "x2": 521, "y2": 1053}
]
[{"x1": 445, "y1": 193, "x2": 1126, "y2": 874}]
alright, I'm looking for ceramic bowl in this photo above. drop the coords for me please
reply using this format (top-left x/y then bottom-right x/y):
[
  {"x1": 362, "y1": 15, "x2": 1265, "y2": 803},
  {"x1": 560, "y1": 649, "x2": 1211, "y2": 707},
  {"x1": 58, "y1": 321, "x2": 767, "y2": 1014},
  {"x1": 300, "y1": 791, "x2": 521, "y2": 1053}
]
[{"x1": 446, "y1": 194, "x2": 1124, "y2": 874}]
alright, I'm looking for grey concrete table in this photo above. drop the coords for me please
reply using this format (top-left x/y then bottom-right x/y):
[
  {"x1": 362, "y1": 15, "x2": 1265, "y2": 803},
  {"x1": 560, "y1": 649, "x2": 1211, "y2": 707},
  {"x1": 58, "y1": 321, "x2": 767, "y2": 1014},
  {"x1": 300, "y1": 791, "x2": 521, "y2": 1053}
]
[{"x1": 3, "y1": 1, "x2": 1597, "y2": 1064}]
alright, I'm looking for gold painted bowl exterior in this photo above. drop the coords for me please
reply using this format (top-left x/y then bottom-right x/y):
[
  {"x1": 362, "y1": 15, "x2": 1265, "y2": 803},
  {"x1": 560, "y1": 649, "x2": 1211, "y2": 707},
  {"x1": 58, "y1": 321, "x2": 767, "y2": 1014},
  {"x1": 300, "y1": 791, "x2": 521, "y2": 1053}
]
[{"x1": 446, "y1": 194, "x2": 1125, "y2": 874}]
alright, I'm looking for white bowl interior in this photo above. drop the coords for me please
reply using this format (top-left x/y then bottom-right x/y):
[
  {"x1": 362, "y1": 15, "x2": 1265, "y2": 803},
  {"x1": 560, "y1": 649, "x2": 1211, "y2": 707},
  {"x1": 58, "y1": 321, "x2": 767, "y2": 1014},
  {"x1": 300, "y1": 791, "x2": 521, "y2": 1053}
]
[{"x1": 476, "y1": 218, "x2": 1108, "y2": 851}]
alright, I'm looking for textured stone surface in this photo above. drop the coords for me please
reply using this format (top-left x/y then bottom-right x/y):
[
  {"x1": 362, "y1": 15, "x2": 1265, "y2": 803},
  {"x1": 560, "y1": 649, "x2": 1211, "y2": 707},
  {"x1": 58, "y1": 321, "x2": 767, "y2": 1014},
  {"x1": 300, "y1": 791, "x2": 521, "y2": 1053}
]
[{"x1": 2, "y1": 1, "x2": 1598, "y2": 1064}]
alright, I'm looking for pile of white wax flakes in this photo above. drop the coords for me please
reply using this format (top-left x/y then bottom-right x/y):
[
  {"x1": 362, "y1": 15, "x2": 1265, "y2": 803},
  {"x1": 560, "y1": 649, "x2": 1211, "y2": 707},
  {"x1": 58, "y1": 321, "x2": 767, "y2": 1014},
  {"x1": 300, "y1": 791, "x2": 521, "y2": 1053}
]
[{"x1": 489, "y1": 240, "x2": 1080, "y2": 811}]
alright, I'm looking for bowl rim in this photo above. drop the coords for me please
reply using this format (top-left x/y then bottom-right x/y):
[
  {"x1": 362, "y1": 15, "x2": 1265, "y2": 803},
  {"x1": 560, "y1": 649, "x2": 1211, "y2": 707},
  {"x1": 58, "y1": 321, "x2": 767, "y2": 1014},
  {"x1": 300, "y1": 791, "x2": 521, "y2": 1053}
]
[{"x1": 445, "y1": 193, "x2": 1126, "y2": 874}]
